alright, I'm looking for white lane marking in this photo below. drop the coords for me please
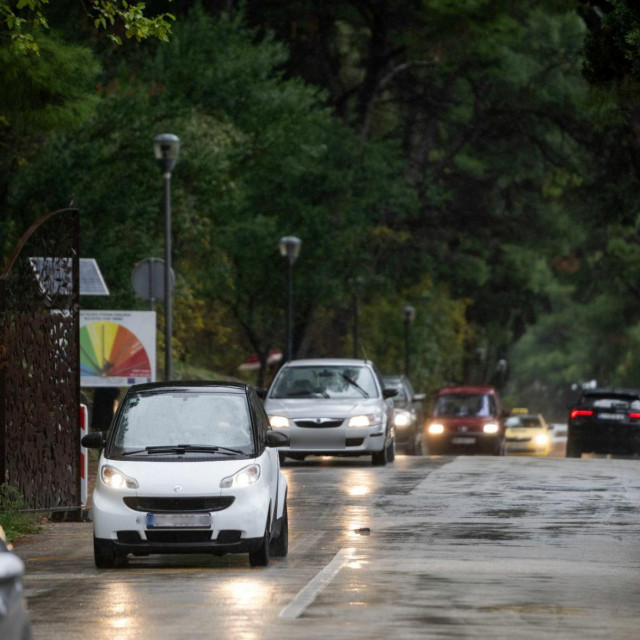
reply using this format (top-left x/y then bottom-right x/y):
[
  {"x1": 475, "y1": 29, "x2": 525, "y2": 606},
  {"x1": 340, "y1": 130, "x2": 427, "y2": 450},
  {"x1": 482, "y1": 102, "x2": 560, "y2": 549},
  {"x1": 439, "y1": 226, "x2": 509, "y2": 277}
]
[{"x1": 279, "y1": 547, "x2": 353, "y2": 619}]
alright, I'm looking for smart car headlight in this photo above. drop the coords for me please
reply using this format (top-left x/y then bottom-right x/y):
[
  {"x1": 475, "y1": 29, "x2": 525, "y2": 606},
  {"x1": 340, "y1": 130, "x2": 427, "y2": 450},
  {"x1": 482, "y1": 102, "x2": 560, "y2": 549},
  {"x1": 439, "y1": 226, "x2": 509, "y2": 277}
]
[
  {"x1": 348, "y1": 412, "x2": 381, "y2": 427},
  {"x1": 393, "y1": 410, "x2": 411, "y2": 428},
  {"x1": 101, "y1": 465, "x2": 138, "y2": 489},
  {"x1": 428, "y1": 422, "x2": 444, "y2": 434},
  {"x1": 483, "y1": 422, "x2": 500, "y2": 434},
  {"x1": 220, "y1": 464, "x2": 261, "y2": 489},
  {"x1": 269, "y1": 415, "x2": 290, "y2": 428}
]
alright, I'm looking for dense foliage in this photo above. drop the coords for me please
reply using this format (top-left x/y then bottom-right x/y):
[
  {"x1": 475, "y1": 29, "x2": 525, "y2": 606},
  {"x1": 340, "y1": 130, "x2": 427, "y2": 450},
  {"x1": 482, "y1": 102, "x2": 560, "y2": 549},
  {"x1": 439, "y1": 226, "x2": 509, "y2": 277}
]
[{"x1": 2, "y1": 0, "x2": 640, "y2": 416}]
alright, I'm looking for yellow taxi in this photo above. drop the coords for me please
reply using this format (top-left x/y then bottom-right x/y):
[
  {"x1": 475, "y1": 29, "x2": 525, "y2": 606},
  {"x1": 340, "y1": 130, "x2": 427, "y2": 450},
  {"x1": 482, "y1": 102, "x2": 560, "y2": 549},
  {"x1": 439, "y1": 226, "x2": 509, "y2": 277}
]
[{"x1": 504, "y1": 409, "x2": 552, "y2": 456}]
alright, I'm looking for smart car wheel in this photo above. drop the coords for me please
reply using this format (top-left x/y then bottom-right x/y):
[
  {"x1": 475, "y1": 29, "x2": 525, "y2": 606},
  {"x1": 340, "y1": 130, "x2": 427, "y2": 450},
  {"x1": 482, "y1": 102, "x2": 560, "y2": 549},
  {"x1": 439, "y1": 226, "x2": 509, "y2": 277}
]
[
  {"x1": 249, "y1": 516, "x2": 271, "y2": 567},
  {"x1": 270, "y1": 500, "x2": 288, "y2": 558},
  {"x1": 94, "y1": 537, "x2": 127, "y2": 569}
]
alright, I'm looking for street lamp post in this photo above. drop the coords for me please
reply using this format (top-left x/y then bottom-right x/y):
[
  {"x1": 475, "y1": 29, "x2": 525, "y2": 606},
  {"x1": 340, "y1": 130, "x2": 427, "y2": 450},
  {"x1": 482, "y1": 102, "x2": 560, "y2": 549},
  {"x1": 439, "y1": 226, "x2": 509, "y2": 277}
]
[
  {"x1": 403, "y1": 305, "x2": 416, "y2": 376},
  {"x1": 153, "y1": 133, "x2": 180, "y2": 381},
  {"x1": 349, "y1": 277, "x2": 365, "y2": 358},
  {"x1": 279, "y1": 236, "x2": 302, "y2": 363}
]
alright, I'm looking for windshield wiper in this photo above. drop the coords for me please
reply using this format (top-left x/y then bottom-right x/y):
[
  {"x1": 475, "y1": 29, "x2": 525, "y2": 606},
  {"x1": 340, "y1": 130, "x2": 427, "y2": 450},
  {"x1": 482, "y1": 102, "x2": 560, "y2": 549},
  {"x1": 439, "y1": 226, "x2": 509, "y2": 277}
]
[
  {"x1": 341, "y1": 373, "x2": 369, "y2": 397},
  {"x1": 122, "y1": 444, "x2": 244, "y2": 456}
]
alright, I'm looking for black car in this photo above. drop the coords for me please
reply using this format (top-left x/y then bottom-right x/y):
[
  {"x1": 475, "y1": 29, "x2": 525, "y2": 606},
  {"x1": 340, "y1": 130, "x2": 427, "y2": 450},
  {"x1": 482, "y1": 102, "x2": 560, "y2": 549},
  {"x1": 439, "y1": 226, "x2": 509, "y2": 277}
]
[
  {"x1": 566, "y1": 388, "x2": 640, "y2": 457},
  {"x1": 382, "y1": 374, "x2": 426, "y2": 455}
]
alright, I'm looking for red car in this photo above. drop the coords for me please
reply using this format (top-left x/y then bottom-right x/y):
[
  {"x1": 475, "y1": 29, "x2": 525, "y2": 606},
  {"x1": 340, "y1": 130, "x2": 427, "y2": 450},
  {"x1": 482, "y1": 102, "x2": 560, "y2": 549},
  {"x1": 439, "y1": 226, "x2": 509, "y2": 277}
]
[{"x1": 425, "y1": 386, "x2": 506, "y2": 455}]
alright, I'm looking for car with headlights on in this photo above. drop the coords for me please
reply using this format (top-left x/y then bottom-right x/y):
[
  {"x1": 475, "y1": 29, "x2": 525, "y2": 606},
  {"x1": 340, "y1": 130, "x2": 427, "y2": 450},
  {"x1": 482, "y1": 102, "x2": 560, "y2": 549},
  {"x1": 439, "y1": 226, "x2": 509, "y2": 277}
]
[
  {"x1": 81, "y1": 381, "x2": 290, "y2": 568},
  {"x1": 382, "y1": 374, "x2": 426, "y2": 455},
  {"x1": 566, "y1": 387, "x2": 640, "y2": 458},
  {"x1": 263, "y1": 358, "x2": 397, "y2": 465},
  {"x1": 425, "y1": 385, "x2": 505, "y2": 455},
  {"x1": 504, "y1": 412, "x2": 552, "y2": 456},
  {"x1": 0, "y1": 526, "x2": 32, "y2": 640}
]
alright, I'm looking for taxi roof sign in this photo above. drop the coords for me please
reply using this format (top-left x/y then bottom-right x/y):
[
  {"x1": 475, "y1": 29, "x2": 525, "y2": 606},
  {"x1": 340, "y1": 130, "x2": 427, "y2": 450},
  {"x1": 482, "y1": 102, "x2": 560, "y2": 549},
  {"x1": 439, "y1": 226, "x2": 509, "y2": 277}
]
[{"x1": 511, "y1": 407, "x2": 529, "y2": 414}]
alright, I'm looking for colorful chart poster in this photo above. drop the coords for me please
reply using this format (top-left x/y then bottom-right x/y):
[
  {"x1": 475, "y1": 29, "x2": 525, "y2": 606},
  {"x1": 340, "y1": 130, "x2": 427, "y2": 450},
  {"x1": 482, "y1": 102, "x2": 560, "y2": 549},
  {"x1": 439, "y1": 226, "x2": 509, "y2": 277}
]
[{"x1": 80, "y1": 311, "x2": 156, "y2": 387}]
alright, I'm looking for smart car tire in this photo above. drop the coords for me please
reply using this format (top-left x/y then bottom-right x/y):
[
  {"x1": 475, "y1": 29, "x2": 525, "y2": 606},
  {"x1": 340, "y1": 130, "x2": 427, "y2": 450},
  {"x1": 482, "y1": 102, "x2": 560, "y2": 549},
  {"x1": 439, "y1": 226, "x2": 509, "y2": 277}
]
[
  {"x1": 249, "y1": 516, "x2": 271, "y2": 567},
  {"x1": 270, "y1": 501, "x2": 288, "y2": 557},
  {"x1": 94, "y1": 537, "x2": 127, "y2": 569}
]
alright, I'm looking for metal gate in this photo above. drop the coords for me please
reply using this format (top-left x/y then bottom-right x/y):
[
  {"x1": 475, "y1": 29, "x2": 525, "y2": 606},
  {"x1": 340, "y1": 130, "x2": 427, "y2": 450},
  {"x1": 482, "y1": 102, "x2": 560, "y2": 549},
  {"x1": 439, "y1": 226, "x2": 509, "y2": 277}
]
[{"x1": 0, "y1": 208, "x2": 81, "y2": 510}]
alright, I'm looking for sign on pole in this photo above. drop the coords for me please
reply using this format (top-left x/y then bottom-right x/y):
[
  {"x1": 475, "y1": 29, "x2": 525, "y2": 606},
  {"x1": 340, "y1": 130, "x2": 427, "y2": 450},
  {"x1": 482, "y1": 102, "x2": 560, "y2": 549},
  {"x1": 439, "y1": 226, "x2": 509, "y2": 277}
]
[{"x1": 80, "y1": 310, "x2": 156, "y2": 387}]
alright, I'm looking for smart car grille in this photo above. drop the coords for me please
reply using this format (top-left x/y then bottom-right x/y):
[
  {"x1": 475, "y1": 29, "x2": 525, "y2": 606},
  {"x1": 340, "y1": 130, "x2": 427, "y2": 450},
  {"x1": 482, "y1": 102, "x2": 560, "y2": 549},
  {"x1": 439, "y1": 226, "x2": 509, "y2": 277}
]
[
  {"x1": 123, "y1": 496, "x2": 235, "y2": 512},
  {"x1": 145, "y1": 531, "x2": 213, "y2": 543},
  {"x1": 294, "y1": 418, "x2": 344, "y2": 428}
]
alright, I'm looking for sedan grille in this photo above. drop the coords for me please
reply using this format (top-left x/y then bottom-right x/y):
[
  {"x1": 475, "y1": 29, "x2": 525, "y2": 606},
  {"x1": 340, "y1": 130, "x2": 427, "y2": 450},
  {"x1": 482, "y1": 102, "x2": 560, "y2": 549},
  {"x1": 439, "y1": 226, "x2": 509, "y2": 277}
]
[
  {"x1": 294, "y1": 418, "x2": 344, "y2": 428},
  {"x1": 123, "y1": 496, "x2": 235, "y2": 512}
]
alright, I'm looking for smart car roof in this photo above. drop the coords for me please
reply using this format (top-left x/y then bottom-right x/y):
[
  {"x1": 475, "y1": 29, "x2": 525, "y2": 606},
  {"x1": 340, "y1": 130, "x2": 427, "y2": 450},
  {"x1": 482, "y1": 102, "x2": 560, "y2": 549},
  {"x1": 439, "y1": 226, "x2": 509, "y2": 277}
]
[{"x1": 282, "y1": 358, "x2": 373, "y2": 367}]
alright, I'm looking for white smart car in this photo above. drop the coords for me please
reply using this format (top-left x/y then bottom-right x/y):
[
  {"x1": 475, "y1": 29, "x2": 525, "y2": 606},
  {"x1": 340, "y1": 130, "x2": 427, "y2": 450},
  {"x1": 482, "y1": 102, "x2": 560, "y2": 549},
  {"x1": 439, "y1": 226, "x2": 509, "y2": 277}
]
[
  {"x1": 82, "y1": 382, "x2": 289, "y2": 568},
  {"x1": 263, "y1": 358, "x2": 397, "y2": 465}
]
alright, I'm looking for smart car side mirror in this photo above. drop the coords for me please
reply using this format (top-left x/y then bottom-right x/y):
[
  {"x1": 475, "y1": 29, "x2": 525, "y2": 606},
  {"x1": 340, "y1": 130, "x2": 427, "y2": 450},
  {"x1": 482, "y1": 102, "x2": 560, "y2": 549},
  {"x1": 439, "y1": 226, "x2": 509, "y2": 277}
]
[
  {"x1": 81, "y1": 431, "x2": 105, "y2": 449},
  {"x1": 266, "y1": 430, "x2": 290, "y2": 447},
  {"x1": 383, "y1": 388, "x2": 398, "y2": 399}
]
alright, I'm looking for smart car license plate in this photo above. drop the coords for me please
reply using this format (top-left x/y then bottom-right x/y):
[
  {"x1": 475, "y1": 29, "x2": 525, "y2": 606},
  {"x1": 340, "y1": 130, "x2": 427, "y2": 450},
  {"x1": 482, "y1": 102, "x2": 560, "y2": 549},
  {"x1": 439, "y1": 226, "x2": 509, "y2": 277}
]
[
  {"x1": 146, "y1": 513, "x2": 211, "y2": 529},
  {"x1": 452, "y1": 437, "x2": 476, "y2": 445}
]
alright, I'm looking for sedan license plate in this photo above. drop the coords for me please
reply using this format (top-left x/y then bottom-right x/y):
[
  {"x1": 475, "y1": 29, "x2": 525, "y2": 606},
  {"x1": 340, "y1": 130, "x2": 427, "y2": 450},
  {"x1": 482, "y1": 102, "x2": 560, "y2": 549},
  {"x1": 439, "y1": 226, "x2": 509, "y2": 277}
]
[
  {"x1": 597, "y1": 412, "x2": 625, "y2": 421},
  {"x1": 452, "y1": 437, "x2": 476, "y2": 445},
  {"x1": 146, "y1": 513, "x2": 211, "y2": 529}
]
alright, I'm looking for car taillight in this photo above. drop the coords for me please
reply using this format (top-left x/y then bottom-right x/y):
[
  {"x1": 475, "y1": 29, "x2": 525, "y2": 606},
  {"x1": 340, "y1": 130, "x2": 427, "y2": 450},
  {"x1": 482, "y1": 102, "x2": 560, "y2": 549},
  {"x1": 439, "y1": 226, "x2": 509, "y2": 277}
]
[
  {"x1": 629, "y1": 413, "x2": 640, "y2": 420},
  {"x1": 570, "y1": 409, "x2": 594, "y2": 419}
]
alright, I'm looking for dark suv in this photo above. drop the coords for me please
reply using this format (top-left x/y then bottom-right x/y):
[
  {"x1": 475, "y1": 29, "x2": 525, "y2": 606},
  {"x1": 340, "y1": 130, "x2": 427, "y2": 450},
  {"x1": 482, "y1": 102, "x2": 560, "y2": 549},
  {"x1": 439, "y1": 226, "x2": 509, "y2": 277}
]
[
  {"x1": 567, "y1": 388, "x2": 640, "y2": 458},
  {"x1": 382, "y1": 374, "x2": 426, "y2": 455}
]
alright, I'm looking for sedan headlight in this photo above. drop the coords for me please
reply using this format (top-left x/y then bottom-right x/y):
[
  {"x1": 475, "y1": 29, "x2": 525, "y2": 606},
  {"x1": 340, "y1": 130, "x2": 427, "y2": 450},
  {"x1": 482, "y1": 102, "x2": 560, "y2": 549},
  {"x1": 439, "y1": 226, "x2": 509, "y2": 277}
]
[
  {"x1": 428, "y1": 422, "x2": 445, "y2": 435},
  {"x1": 348, "y1": 413, "x2": 381, "y2": 427},
  {"x1": 393, "y1": 410, "x2": 412, "y2": 428},
  {"x1": 269, "y1": 415, "x2": 290, "y2": 428},
  {"x1": 220, "y1": 464, "x2": 261, "y2": 489},
  {"x1": 483, "y1": 422, "x2": 500, "y2": 434},
  {"x1": 534, "y1": 433, "x2": 549, "y2": 446},
  {"x1": 101, "y1": 465, "x2": 138, "y2": 489}
]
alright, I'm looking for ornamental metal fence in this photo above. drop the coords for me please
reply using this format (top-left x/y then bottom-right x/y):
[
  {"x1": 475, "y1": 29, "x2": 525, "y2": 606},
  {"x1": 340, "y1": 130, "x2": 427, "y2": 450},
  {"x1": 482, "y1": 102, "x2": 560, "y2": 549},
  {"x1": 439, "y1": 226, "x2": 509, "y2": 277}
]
[{"x1": 0, "y1": 208, "x2": 81, "y2": 511}]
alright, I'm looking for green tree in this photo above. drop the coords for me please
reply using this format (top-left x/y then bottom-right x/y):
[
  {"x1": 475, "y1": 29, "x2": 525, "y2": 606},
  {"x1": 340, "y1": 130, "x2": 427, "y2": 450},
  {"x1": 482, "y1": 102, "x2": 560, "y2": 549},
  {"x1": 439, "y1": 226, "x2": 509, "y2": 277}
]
[{"x1": 1, "y1": 0, "x2": 174, "y2": 54}]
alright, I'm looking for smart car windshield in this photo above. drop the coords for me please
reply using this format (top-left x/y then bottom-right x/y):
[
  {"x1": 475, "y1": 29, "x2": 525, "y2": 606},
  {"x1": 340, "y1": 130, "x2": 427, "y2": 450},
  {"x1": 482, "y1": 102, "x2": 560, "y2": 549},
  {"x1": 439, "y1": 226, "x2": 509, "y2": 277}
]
[
  {"x1": 270, "y1": 365, "x2": 378, "y2": 399},
  {"x1": 434, "y1": 394, "x2": 494, "y2": 417},
  {"x1": 111, "y1": 391, "x2": 254, "y2": 455}
]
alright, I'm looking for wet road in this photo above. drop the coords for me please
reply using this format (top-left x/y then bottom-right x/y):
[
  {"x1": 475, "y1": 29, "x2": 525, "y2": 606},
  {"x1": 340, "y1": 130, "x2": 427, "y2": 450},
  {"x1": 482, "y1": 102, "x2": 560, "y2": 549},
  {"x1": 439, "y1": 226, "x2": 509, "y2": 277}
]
[{"x1": 16, "y1": 454, "x2": 640, "y2": 639}]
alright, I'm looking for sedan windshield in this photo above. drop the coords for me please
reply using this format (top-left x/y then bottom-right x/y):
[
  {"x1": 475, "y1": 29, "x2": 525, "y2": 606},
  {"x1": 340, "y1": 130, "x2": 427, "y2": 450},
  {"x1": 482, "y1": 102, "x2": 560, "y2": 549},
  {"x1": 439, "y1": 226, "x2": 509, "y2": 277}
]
[
  {"x1": 270, "y1": 365, "x2": 378, "y2": 399},
  {"x1": 434, "y1": 394, "x2": 493, "y2": 417},
  {"x1": 111, "y1": 391, "x2": 253, "y2": 455}
]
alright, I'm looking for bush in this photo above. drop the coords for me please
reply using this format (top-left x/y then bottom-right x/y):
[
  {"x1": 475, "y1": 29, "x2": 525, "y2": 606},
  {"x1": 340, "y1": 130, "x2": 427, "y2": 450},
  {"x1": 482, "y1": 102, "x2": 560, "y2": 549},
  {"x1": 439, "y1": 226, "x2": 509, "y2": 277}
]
[{"x1": 0, "y1": 484, "x2": 41, "y2": 542}]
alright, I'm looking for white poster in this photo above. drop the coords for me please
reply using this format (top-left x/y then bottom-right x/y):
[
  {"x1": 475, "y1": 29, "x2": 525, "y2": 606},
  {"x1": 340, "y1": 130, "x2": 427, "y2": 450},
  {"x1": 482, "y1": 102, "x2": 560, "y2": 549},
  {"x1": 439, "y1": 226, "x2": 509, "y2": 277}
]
[{"x1": 80, "y1": 310, "x2": 156, "y2": 387}]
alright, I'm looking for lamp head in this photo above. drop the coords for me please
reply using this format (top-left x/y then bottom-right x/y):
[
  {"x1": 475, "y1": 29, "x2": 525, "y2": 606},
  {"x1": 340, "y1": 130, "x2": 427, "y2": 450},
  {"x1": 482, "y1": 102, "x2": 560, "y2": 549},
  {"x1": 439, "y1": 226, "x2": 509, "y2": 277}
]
[
  {"x1": 153, "y1": 134, "x2": 180, "y2": 174},
  {"x1": 279, "y1": 236, "x2": 302, "y2": 265},
  {"x1": 403, "y1": 305, "x2": 416, "y2": 323}
]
